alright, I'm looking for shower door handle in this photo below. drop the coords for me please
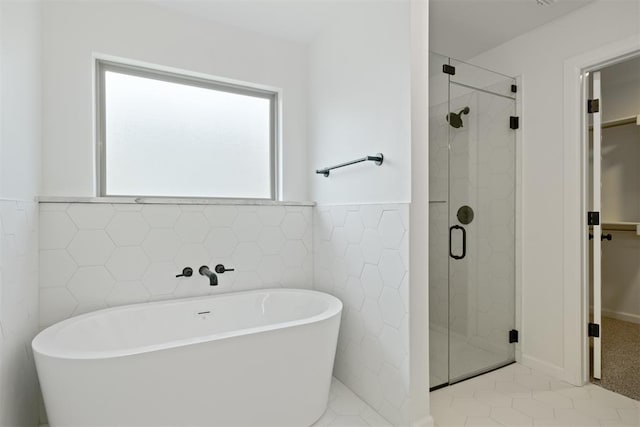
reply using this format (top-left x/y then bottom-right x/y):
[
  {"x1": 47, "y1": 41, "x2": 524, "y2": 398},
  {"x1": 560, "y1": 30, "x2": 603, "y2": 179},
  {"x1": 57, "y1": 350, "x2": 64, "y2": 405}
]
[{"x1": 449, "y1": 225, "x2": 466, "y2": 260}]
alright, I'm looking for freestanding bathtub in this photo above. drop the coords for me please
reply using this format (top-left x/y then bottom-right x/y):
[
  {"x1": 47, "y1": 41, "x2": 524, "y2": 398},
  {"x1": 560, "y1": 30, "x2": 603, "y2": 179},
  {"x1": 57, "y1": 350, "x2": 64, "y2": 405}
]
[{"x1": 33, "y1": 289, "x2": 342, "y2": 427}]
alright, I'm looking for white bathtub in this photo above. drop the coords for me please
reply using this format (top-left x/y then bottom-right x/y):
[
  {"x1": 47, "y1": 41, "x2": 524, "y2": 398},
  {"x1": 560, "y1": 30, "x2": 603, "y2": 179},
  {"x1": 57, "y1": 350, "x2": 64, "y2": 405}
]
[{"x1": 33, "y1": 289, "x2": 342, "y2": 427}]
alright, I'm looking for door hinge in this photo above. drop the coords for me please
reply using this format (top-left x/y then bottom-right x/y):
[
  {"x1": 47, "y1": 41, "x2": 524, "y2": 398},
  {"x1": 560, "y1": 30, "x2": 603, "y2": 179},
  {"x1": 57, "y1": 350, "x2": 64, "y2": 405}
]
[
  {"x1": 588, "y1": 211, "x2": 600, "y2": 226},
  {"x1": 511, "y1": 84, "x2": 518, "y2": 93},
  {"x1": 509, "y1": 329, "x2": 519, "y2": 343},
  {"x1": 510, "y1": 116, "x2": 519, "y2": 130},
  {"x1": 588, "y1": 323, "x2": 600, "y2": 338},
  {"x1": 443, "y1": 64, "x2": 456, "y2": 75},
  {"x1": 588, "y1": 99, "x2": 600, "y2": 113}
]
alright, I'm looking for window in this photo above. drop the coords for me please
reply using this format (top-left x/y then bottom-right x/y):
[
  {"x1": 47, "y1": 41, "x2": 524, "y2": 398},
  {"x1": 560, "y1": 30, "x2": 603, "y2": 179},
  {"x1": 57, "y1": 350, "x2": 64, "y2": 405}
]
[{"x1": 96, "y1": 60, "x2": 277, "y2": 199}]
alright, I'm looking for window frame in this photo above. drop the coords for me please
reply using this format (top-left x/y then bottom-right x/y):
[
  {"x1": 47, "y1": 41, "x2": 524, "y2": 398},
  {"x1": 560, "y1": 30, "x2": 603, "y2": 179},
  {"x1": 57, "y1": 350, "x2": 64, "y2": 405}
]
[{"x1": 95, "y1": 59, "x2": 279, "y2": 201}]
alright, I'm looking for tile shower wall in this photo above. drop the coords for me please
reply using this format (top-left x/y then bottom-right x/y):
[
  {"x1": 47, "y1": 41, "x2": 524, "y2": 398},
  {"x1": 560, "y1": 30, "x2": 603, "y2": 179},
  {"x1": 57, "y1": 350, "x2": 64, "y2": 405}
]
[
  {"x1": 429, "y1": 85, "x2": 516, "y2": 385},
  {"x1": 38, "y1": 203, "x2": 313, "y2": 328},
  {"x1": 0, "y1": 200, "x2": 39, "y2": 424},
  {"x1": 39, "y1": 201, "x2": 408, "y2": 425},
  {"x1": 451, "y1": 86, "x2": 517, "y2": 365},
  {"x1": 313, "y1": 204, "x2": 410, "y2": 426}
]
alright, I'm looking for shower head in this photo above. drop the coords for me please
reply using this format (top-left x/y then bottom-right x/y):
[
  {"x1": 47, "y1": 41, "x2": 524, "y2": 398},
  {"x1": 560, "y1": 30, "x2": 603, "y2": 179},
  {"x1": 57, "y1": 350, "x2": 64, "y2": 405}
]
[{"x1": 446, "y1": 107, "x2": 470, "y2": 129}]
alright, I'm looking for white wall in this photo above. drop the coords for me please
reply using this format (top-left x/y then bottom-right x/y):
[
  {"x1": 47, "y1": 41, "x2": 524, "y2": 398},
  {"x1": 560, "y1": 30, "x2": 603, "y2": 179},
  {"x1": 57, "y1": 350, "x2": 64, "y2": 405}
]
[
  {"x1": 307, "y1": 1, "x2": 411, "y2": 205},
  {"x1": 601, "y1": 57, "x2": 640, "y2": 122},
  {"x1": 601, "y1": 231, "x2": 640, "y2": 324},
  {"x1": 305, "y1": 2, "x2": 417, "y2": 424},
  {"x1": 1, "y1": 1, "x2": 41, "y2": 200},
  {"x1": 38, "y1": 2, "x2": 424, "y2": 425},
  {"x1": 469, "y1": 0, "x2": 640, "y2": 378},
  {"x1": 41, "y1": 1, "x2": 308, "y2": 201},
  {"x1": 0, "y1": 1, "x2": 42, "y2": 425},
  {"x1": 409, "y1": 1, "x2": 431, "y2": 423}
]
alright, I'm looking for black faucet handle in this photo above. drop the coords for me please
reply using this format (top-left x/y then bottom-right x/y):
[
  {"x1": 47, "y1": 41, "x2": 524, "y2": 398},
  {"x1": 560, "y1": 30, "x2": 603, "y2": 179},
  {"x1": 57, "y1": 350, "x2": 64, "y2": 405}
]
[
  {"x1": 176, "y1": 267, "x2": 193, "y2": 278},
  {"x1": 215, "y1": 264, "x2": 235, "y2": 274}
]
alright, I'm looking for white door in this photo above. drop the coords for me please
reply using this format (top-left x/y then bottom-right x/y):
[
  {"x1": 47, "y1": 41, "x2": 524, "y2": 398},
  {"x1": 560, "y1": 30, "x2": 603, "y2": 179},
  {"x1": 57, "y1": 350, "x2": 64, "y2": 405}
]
[{"x1": 591, "y1": 71, "x2": 602, "y2": 380}]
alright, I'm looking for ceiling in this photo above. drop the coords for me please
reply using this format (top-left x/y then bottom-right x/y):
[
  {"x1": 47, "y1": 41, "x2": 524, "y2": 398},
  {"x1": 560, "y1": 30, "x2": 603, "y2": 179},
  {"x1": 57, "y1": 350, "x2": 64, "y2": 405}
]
[
  {"x1": 155, "y1": 0, "x2": 594, "y2": 58},
  {"x1": 430, "y1": 0, "x2": 594, "y2": 59}
]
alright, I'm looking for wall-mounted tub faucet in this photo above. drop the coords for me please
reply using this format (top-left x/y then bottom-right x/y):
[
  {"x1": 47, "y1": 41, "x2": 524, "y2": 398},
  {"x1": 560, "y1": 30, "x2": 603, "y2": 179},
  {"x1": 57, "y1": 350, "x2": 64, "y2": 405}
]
[
  {"x1": 176, "y1": 267, "x2": 193, "y2": 278},
  {"x1": 199, "y1": 265, "x2": 218, "y2": 286},
  {"x1": 214, "y1": 264, "x2": 235, "y2": 274}
]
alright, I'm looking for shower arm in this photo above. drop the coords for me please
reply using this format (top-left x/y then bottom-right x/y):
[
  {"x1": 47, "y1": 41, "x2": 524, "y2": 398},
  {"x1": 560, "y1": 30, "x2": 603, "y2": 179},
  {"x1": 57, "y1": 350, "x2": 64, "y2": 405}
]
[{"x1": 315, "y1": 153, "x2": 384, "y2": 177}]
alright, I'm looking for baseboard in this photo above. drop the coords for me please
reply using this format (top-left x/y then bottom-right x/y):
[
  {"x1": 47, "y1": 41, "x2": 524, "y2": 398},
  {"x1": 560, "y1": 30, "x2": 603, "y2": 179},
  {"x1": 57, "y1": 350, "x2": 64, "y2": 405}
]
[
  {"x1": 601, "y1": 309, "x2": 640, "y2": 325},
  {"x1": 520, "y1": 354, "x2": 564, "y2": 380}
]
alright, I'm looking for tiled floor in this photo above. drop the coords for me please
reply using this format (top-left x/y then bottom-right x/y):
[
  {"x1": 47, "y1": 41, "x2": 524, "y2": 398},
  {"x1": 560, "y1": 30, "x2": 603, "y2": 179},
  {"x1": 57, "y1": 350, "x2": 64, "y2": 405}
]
[
  {"x1": 313, "y1": 377, "x2": 393, "y2": 427},
  {"x1": 431, "y1": 363, "x2": 640, "y2": 427},
  {"x1": 39, "y1": 367, "x2": 640, "y2": 427}
]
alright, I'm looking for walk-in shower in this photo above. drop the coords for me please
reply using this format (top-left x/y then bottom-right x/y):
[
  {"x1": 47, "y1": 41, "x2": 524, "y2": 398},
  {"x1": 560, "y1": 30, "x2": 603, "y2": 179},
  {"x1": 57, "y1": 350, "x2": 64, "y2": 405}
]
[{"x1": 429, "y1": 53, "x2": 517, "y2": 389}]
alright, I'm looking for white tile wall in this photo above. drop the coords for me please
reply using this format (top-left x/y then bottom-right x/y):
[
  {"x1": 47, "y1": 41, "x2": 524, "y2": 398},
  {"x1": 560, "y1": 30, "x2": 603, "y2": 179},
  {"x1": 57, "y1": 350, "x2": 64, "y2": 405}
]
[
  {"x1": 313, "y1": 377, "x2": 393, "y2": 427},
  {"x1": 429, "y1": 87, "x2": 517, "y2": 386},
  {"x1": 0, "y1": 200, "x2": 39, "y2": 426},
  {"x1": 38, "y1": 201, "x2": 407, "y2": 425},
  {"x1": 314, "y1": 204, "x2": 410, "y2": 426},
  {"x1": 38, "y1": 203, "x2": 313, "y2": 328}
]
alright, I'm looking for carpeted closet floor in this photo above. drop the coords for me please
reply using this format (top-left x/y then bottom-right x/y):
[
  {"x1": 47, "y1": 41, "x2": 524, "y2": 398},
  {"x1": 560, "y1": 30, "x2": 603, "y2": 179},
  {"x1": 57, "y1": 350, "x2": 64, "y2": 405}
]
[{"x1": 598, "y1": 317, "x2": 640, "y2": 401}]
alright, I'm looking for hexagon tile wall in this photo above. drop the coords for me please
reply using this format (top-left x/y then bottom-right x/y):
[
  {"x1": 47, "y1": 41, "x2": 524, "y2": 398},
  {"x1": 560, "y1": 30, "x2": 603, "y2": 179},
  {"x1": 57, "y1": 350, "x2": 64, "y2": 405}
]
[
  {"x1": 39, "y1": 203, "x2": 313, "y2": 328},
  {"x1": 314, "y1": 204, "x2": 410, "y2": 426},
  {"x1": 38, "y1": 201, "x2": 410, "y2": 426}
]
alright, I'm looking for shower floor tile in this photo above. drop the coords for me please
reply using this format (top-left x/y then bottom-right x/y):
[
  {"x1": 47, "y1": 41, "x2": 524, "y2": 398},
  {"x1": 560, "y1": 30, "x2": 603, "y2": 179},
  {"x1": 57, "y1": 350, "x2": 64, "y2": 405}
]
[
  {"x1": 313, "y1": 377, "x2": 392, "y2": 427},
  {"x1": 431, "y1": 363, "x2": 640, "y2": 427}
]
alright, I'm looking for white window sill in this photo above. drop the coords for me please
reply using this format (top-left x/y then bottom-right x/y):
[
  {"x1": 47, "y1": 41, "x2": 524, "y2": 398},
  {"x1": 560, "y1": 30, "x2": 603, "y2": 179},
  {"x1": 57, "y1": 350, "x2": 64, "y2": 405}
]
[{"x1": 37, "y1": 196, "x2": 315, "y2": 207}]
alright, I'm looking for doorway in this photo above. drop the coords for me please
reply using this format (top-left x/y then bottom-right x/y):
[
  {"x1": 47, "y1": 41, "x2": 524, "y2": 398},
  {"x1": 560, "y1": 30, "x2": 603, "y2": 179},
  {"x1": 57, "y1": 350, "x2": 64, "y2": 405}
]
[{"x1": 586, "y1": 55, "x2": 640, "y2": 401}]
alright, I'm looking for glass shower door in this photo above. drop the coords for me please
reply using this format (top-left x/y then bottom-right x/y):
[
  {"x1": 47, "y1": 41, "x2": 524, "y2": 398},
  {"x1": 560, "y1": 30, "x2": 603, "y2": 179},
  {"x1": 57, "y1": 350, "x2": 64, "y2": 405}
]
[{"x1": 447, "y1": 60, "x2": 517, "y2": 383}]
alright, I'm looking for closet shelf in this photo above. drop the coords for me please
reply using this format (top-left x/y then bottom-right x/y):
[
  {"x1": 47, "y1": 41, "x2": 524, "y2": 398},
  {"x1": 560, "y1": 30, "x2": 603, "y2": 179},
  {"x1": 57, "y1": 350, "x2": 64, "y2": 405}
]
[
  {"x1": 589, "y1": 114, "x2": 640, "y2": 130},
  {"x1": 601, "y1": 221, "x2": 640, "y2": 233}
]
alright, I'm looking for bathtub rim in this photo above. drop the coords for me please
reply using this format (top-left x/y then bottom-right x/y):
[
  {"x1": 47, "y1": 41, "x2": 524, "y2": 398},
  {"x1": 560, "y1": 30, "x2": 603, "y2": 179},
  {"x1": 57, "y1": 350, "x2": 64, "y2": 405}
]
[{"x1": 33, "y1": 288, "x2": 342, "y2": 361}]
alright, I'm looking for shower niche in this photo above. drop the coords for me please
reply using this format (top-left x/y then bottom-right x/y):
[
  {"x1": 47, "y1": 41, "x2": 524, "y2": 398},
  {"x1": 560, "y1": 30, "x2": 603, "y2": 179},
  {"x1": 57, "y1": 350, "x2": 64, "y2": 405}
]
[{"x1": 429, "y1": 53, "x2": 518, "y2": 389}]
